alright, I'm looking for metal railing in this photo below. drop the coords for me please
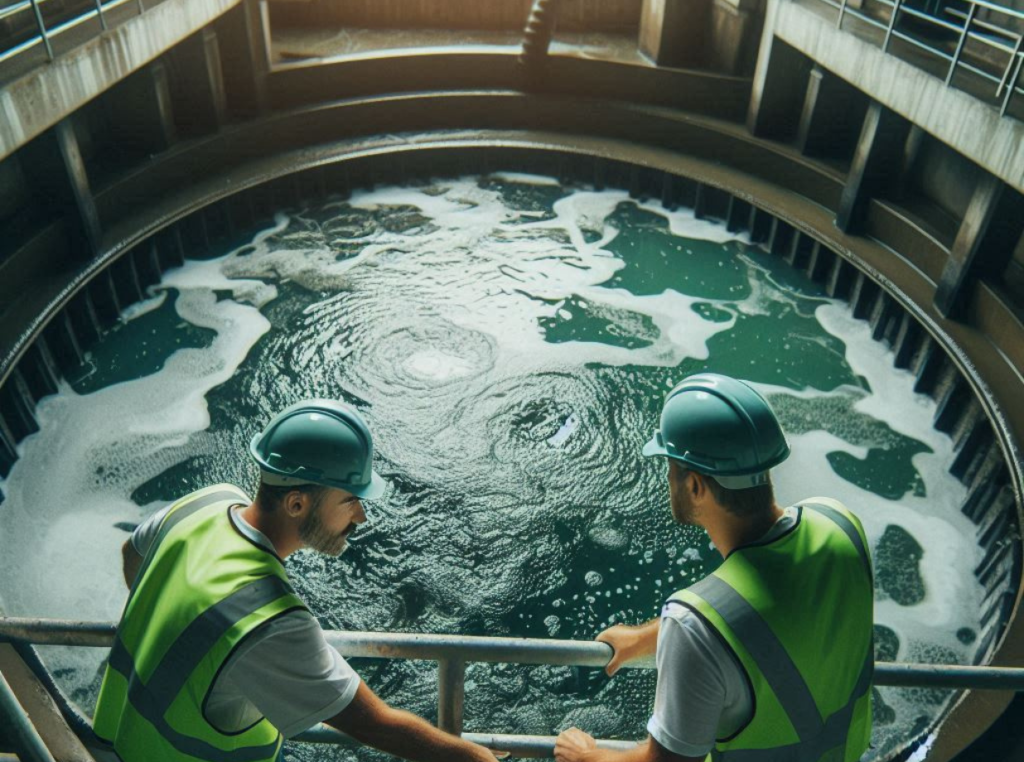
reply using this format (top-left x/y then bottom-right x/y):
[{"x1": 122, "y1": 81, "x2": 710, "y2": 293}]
[
  {"x1": 3, "y1": 616, "x2": 1024, "y2": 758},
  {"x1": 817, "y1": 0, "x2": 1024, "y2": 117},
  {"x1": 0, "y1": 0, "x2": 148, "y2": 70}
]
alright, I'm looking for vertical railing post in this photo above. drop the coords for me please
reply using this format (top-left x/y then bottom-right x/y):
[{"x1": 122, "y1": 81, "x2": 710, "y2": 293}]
[
  {"x1": 882, "y1": 0, "x2": 904, "y2": 52},
  {"x1": 837, "y1": 0, "x2": 849, "y2": 29},
  {"x1": 28, "y1": 0, "x2": 54, "y2": 61},
  {"x1": 1001, "y1": 52, "x2": 1023, "y2": 116},
  {"x1": 0, "y1": 672, "x2": 58, "y2": 762},
  {"x1": 137, "y1": 0, "x2": 145, "y2": 13},
  {"x1": 437, "y1": 658, "x2": 466, "y2": 736},
  {"x1": 93, "y1": 0, "x2": 108, "y2": 30},
  {"x1": 998, "y1": 35, "x2": 1023, "y2": 97},
  {"x1": 947, "y1": 1, "x2": 977, "y2": 85}
]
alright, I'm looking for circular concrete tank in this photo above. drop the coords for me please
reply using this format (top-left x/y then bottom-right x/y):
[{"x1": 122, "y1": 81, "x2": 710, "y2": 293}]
[{"x1": 0, "y1": 35, "x2": 1022, "y2": 762}]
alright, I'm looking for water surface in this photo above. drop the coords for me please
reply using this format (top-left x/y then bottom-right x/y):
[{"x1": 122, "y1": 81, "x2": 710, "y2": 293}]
[{"x1": 0, "y1": 175, "x2": 996, "y2": 761}]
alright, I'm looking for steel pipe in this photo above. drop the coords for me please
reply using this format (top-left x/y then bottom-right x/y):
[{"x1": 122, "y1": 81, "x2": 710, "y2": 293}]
[
  {"x1": 293, "y1": 724, "x2": 640, "y2": 757},
  {"x1": 947, "y1": 2, "x2": 978, "y2": 85},
  {"x1": 0, "y1": 617, "x2": 116, "y2": 647},
  {"x1": 4, "y1": 618, "x2": 1024, "y2": 691},
  {"x1": 323, "y1": 630, "x2": 646, "y2": 668},
  {"x1": 438, "y1": 657, "x2": 466, "y2": 735},
  {"x1": 0, "y1": 670, "x2": 58, "y2": 762},
  {"x1": 27, "y1": 0, "x2": 53, "y2": 60},
  {"x1": 1001, "y1": 55, "x2": 1023, "y2": 116},
  {"x1": 882, "y1": 0, "x2": 903, "y2": 53},
  {"x1": 93, "y1": 0, "x2": 107, "y2": 31}
]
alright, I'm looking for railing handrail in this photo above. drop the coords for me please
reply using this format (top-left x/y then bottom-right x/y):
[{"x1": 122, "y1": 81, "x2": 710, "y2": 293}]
[
  {"x1": 820, "y1": 0, "x2": 1024, "y2": 117},
  {"x1": 0, "y1": 0, "x2": 148, "y2": 69},
  {"x1": 3, "y1": 616, "x2": 1024, "y2": 690},
  {"x1": 4, "y1": 615, "x2": 1024, "y2": 758},
  {"x1": 963, "y1": 0, "x2": 1024, "y2": 23}
]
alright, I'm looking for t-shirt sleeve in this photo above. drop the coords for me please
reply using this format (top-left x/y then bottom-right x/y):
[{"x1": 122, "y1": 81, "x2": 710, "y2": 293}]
[
  {"x1": 219, "y1": 610, "x2": 361, "y2": 738},
  {"x1": 646, "y1": 604, "x2": 729, "y2": 757},
  {"x1": 129, "y1": 505, "x2": 173, "y2": 557}
]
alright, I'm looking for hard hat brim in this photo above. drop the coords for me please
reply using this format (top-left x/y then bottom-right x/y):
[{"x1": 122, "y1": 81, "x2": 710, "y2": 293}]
[
  {"x1": 347, "y1": 471, "x2": 387, "y2": 500},
  {"x1": 642, "y1": 436, "x2": 667, "y2": 458}
]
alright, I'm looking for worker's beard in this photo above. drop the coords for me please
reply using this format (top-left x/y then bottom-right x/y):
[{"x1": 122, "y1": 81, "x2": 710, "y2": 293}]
[
  {"x1": 669, "y1": 470, "x2": 699, "y2": 526},
  {"x1": 300, "y1": 501, "x2": 350, "y2": 557}
]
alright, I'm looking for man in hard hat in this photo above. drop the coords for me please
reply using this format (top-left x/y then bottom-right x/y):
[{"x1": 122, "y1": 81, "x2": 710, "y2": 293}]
[
  {"x1": 555, "y1": 373, "x2": 873, "y2": 762},
  {"x1": 93, "y1": 400, "x2": 498, "y2": 762}
]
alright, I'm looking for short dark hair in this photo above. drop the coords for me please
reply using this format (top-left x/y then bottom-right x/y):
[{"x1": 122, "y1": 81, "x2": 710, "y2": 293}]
[
  {"x1": 703, "y1": 473, "x2": 776, "y2": 519},
  {"x1": 255, "y1": 482, "x2": 328, "y2": 513}
]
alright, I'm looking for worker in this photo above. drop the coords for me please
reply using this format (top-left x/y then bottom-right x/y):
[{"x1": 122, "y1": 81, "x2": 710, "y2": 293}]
[
  {"x1": 92, "y1": 399, "x2": 498, "y2": 762},
  {"x1": 555, "y1": 373, "x2": 874, "y2": 762}
]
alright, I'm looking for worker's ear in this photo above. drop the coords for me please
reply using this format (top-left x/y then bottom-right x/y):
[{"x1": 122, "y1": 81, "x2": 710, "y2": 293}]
[
  {"x1": 689, "y1": 471, "x2": 706, "y2": 500},
  {"x1": 284, "y1": 490, "x2": 309, "y2": 518}
]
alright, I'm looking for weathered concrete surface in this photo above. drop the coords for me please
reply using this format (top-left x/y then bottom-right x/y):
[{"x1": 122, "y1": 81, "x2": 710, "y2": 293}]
[
  {"x1": 765, "y1": 0, "x2": 1024, "y2": 193},
  {"x1": 0, "y1": 0, "x2": 241, "y2": 162}
]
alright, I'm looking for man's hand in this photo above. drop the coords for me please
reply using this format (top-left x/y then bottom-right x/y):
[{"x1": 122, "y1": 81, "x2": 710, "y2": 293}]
[
  {"x1": 555, "y1": 727, "x2": 598, "y2": 762},
  {"x1": 597, "y1": 619, "x2": 659, "y2": 676},
  {"x1": 328, "y1": 681, "x2": 496, "y2": 762}
]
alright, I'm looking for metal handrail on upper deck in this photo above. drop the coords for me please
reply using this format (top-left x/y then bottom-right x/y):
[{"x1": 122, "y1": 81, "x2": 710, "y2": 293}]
[
  {"x1": 0, "y1": 0, "x2": 147, "y2": 70},
  {"x1": 2, "y1": 616, "x2": 1024, "y2": 759},
  {"x1": 814, "y1": 0, "x2": 1024, "y2": 117}
]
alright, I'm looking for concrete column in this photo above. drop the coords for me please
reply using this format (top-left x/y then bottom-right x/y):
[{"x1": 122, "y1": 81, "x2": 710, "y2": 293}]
[
  {"x1": 639, "y1": 0, "x2": 710, "y2": 69},
  {"x1": 54, "y1": 120, "x2": 102, "y2": 255},
  {"x1": 835, "y1": 102, "x2": 910, "y2": 233},
  {"x1": 217, "y1": 0, "x2": 270, "y2": 116},
  {"x1": 935, "y1": 175, "x2": 1024, "y2": 318},
  {"x1": 708, "y1": 0, "x2": 764, "y2": 76},
  {"x1": 796, "y1": 65, "x2": 869, "y2": 158},
  {"x1": 747, "y1": 35, "x2": 813, "y2": 139},
  {"x1": 106, "y1": 62, "x2": 178, "y2": 157},
  {"x1": 172, "y1": 29, "x2": 228, "y2": 135}
]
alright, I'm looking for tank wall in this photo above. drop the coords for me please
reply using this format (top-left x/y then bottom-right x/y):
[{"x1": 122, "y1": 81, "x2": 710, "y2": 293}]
[
  {"x1": 267, "y1": 0, "x2": 643, "y2": 32},
  {"x1": 1, "y1": 6, "x2": 1024, "y2": 757},
  {"x1": 906, "y1": 134, "x2": 983, "y2": 224}
]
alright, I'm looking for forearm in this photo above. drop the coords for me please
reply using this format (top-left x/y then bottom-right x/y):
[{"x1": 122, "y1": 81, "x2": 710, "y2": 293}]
[
  {"x1": 341, "y1": 706, "x2": 487, "y2": 762},
  {"x1": 578, "y1": 741, "x2": 652, "y2": 762},
  {"x1": 631, "y1": 618, "x2": 660, "y2": 655}
]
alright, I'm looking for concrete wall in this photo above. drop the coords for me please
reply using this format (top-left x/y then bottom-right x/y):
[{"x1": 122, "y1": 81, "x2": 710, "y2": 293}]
[
  {"x1": 909, "y1": 134, "x2": 983, "y2": 222},
  {"x1": 268, "y1": 0, "x2": 643, "y2": 32},
  {"x1": 764, "y1": 0, "x2": 1024, "y2": 194}
]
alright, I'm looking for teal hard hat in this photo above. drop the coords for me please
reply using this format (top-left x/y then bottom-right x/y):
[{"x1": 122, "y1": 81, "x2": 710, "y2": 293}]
[
  {"x1": 642, "y1": 373, "x2": 790, "y2": 489},
  {"x1": 249, "y1": 400, "x2": 386, "y2": 499}
]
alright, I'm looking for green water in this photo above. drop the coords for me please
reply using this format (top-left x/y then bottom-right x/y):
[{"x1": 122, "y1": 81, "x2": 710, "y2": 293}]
[{"x1": 0, "y1": 175, "x2": 995, "y2": 762}]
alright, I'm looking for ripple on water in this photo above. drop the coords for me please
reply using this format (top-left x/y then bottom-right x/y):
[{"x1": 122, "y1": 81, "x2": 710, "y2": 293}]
[{"x1": 0, "y1": 175, "x2": 1002, "y2": 762}]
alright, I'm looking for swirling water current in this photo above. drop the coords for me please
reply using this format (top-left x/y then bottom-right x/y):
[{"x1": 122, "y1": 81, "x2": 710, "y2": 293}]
[{"x1": 0, "y1": 175, "x2": 1002, "y2": 761}]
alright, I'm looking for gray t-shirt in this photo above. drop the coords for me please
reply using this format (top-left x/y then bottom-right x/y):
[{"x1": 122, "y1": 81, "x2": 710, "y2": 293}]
[
  {"x1": 647, "y1": 506, "x2": 800, "y2": 757},
  {"x1": 130, "y1": 501, "x2": 360, "y2": 737}
]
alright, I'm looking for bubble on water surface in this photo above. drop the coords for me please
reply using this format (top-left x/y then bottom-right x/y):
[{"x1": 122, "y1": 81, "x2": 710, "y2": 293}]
[{"x1": 0, "y1": 175, "x2": 1007, "y2": 761}]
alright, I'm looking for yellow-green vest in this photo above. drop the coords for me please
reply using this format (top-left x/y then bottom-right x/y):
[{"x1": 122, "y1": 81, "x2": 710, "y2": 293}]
[
  {"x1": 668, "y1": 499, "x2": 874, "y2": 762},
  {"x1": 93, "y1": 484, "x2": 306, "y2": 762}
]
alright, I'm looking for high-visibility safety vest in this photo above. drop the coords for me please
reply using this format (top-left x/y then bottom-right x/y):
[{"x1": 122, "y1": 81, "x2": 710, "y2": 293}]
[
  {"x1": 93, "y1": 484, "x2": 307, "y2": 762},
  {"x1": 668, "y1": 500, "x2": 874, "y2": 762}
]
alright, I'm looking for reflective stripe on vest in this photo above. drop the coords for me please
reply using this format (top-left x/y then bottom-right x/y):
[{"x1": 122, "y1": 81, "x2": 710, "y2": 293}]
[
  {"x1": 93, "y1": 484, "x2": 306, "y2": 762},
  {"x1": 669, "y1": 501, "x2": 874, "y2": 762}
]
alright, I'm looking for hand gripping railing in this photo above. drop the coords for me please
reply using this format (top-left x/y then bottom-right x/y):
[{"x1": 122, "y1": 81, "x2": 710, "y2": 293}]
[{"x1": 3, "y1": 617, "x2": 1024, "y2": 758}]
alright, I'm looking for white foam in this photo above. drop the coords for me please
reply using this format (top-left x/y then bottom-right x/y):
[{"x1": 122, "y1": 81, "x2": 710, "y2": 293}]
[
  {"x1": 0, "y1": 255, "x2": 272, "y2": 689},
  {"x1": 120, "y1": 291, "x2": 168, "y2": 322},
  {"x1": 490, "y1": 172, "x2": 562, "y2": 186},
  {"x1": 766, "y1": 300, "x2": 985, "y2": 669},
  {"x1": 0, "y1": 176, "x2": 995, "y2": 746}
]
